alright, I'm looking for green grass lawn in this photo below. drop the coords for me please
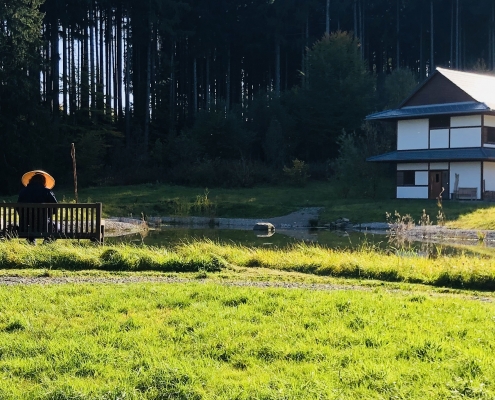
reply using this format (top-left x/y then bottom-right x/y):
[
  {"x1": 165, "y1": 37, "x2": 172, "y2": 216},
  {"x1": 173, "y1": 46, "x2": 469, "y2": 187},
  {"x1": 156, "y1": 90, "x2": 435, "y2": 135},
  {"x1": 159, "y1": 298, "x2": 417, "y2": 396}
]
[
  {"x1": 0, "y1": 281, "x2": 494, "y2": 399},
  {"x1": 73, "y1": 182, "x2": 495, "y2": 229},
  {"x1": 3, "y1": 182, "x2": 495, "y2": 398},
  {"x1": 4, "y1": 181, "x2": 495, "y2": 227},
  {"x1": 3, "y1": 239, "x2": 495, "y2": 291}
]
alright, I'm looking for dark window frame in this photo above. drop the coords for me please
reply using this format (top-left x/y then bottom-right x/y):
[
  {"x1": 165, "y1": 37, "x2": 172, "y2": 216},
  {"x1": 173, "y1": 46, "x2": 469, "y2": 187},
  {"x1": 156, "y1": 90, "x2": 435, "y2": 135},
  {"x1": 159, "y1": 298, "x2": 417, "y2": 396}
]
[
  {"x1": 397, "y1": 170, "x2": 415, "y2": 186},
  {"x1": 483, "y1": 126, "x2": 495, "y2": 144},
  {"x1": 429, "y1": 116, "x2": 450, "y2": 129}
]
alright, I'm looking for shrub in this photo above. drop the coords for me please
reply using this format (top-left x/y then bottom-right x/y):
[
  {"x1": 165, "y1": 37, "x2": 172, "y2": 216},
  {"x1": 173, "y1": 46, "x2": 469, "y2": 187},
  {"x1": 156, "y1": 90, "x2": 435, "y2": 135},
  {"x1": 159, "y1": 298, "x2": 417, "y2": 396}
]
[{"x1": 283, "y1": 159, "x2": 310, "y2": 187}]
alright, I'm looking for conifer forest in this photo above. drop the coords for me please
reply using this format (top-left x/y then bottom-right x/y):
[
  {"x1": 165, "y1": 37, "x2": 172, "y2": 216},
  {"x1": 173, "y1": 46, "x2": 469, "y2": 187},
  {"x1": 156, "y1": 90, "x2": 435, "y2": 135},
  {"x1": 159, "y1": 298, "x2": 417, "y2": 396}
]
[{"x1": 1, "y1": 0, "x2": 494, "y2": 193}]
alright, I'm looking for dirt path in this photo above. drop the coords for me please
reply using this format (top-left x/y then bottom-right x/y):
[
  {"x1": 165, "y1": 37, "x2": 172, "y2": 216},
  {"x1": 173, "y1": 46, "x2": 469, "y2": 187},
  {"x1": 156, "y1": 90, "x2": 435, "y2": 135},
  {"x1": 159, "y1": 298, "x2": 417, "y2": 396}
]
[{"x1": 0, "y1": 275, "x2": 492, "y2": 303}]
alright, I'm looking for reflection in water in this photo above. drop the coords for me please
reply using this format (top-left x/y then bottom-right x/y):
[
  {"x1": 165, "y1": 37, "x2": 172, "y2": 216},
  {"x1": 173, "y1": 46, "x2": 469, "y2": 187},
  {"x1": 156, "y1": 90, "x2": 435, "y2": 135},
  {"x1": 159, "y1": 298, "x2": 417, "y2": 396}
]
[
  {"x1": 106, "y1": 225, "x2": 495, "y2": 258},
  {"x1": 108, "y1": 225, "x2": 327, "y2": 248},
  {"x1": 256, "y1": 231, "x2": 275, "y2": 238}
]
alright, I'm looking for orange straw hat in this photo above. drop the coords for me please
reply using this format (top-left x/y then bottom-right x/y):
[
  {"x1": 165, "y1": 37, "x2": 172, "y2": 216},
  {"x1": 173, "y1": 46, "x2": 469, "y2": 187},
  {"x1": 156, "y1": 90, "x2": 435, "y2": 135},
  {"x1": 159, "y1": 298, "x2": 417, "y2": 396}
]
[{"x1": 21, "y1": 170, "x2": 55, "y2": 189}]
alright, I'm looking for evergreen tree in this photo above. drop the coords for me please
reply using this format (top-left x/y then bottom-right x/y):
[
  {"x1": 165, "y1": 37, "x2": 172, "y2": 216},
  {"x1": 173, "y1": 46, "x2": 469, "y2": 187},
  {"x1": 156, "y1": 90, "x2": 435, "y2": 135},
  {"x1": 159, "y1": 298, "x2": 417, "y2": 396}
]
[{"x1": 294, "y1": 31, "x2": 375, "y2": 162}]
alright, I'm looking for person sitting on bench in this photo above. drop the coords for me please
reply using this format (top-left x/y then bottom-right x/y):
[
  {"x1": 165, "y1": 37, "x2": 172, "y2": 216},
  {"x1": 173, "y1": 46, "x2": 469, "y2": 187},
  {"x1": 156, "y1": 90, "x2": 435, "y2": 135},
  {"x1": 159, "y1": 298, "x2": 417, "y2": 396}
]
[{"x1": 17, "y1": 170, "x2": 58, "y2": 244}]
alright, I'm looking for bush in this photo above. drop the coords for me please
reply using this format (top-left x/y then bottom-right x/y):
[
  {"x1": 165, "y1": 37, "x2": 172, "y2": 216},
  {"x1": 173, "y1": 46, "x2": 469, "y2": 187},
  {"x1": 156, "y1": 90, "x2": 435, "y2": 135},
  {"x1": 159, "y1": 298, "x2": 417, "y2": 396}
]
[{"x1": 283, "y1": 159, "x2": 310, "y2": 187}]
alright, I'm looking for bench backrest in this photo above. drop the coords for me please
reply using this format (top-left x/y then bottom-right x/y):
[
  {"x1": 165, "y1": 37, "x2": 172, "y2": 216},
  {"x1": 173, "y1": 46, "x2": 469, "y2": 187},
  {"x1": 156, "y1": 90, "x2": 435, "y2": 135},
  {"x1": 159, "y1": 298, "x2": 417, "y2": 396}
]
[
  {"x1": 456, "y1": 188, "x2": 477, "y2": 200},
  {"x1": 0, "y1": 203, "x2": 103, "y2": 241}
]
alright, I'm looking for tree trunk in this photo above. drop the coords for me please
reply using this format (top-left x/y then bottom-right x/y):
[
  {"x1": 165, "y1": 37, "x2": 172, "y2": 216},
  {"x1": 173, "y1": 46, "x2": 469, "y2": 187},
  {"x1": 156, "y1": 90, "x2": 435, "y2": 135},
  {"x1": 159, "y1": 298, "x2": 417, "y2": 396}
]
[
  {"x1": 275, "y1": 40, "x2": 280, "y2": 97},
  {"x1": 113, "y1": 28, "x2": 118, "y2": 118},
  {"x1": 359, "y1": 0, "x2": 363, "y2": 59},
  {"x1": 326, "y1": 0, "x2": 330, "y2": 35},
  {"x1": 81, "y1": 17, "x2": 89, "y2": 114},
  {"x1": 193, "y1": 56, "x2": 198, "y2": 114},
  {"x1": 125, "y1": 11, "x2": 131, "y2": 149},
  {"x1": 116, "y1": 3, "x2": 123, "y2": 121},
  {"x1": 492, "y1": 3, "x2": 495, "y2": 70},
  {"x1": 226, "y1": 44, "x2": 231, "y2": 111},
  {"x1": 396, "y1": 0, "x2": 400, "y2": 68},
  {"x1": 301, "y1": 24, "x2": 305, "y2": 88},
  {"x1": 89, "y1": 2, "x2": 95, "y2": 117},
  {"x1": 353, "y1": 0, "x2": 358, "y2": 39},
  {"x1": 42, "y1": 25, "x2": 48, "y2": 102},
  {"x1": 206, "y1": 53, "x2": 210, "y2": 110},
  {"x1": 430, "y1": 0, "x2": 434, "y2": 72},
  {"x1": 70, "y1": 28, "x2": 77, "y2": 118},
  {"x1": 450, "y1": 0, "x2": 453, "y2": 68},
  {"x1": 51, "y1": 13, "x2": 59, "y2": 122},
  {"x1": 455, "y1": 0, "x2": 460, "y2": 69},
  {"x1": 420, "y1": 19, "x2": 424, "y2": 79},
  {"x1": 99, "y1": 7, "x2": 104, "y2": 111},
  {"x1": 105, "y1": 7, "x2": 112, "y2": 113},
  {"x1": 169, "y1": 40, "x2": 175, "y2": 126},
  {"x1": 150, "y1": 25, "x2": 157, "y2": 122},
  {"x1": 62, "y1": 22, "x2": 67, "y2": 116},
  {"x1": 144, "y1": 36, "x2": 151, "y2": 154}
]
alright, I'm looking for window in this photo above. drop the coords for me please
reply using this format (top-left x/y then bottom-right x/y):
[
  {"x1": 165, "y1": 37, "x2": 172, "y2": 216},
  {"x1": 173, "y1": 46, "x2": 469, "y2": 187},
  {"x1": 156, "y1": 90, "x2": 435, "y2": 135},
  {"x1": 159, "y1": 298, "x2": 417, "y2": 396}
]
[
  {"x1": 429, "y1": 116, "x2": 450, "y2": 129},
  {"x1": 484, "y1": 127, "x2": 495, "y2": 143},
  {"x1": 397, "y1": 170, "x2": 415, "y2": 186}
]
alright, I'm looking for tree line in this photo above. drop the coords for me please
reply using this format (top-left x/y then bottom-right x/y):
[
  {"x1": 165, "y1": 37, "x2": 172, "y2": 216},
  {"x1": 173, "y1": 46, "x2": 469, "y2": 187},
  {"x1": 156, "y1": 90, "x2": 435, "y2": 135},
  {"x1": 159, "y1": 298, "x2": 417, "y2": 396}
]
[{"x1": 0, "y1": 0, "x2": 494, "y2": 194}]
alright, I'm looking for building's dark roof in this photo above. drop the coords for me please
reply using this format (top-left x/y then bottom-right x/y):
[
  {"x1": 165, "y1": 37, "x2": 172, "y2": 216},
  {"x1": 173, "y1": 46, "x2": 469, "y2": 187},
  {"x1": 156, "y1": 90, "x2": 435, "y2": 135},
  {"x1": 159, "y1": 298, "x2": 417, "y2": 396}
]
[
  {"x1": 366, "y1": 67, "x2": 495, "y2": 121},
  {"x1": 367, "y1": 147, "x2": 495, "y2": 162},
  {"x1": 366, "y1": 101, "x2": 489, "y2": 121},
  {"x1": 435, "y1": 68, "x2": 495, "y2": 109}
]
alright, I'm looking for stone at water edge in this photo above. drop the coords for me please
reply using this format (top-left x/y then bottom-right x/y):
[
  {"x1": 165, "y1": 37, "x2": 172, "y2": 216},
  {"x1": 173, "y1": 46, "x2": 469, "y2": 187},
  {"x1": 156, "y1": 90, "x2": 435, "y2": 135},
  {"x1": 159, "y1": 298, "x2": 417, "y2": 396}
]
[{"x1": 253, "y1": 222, "x2": 275, "y2": 232}]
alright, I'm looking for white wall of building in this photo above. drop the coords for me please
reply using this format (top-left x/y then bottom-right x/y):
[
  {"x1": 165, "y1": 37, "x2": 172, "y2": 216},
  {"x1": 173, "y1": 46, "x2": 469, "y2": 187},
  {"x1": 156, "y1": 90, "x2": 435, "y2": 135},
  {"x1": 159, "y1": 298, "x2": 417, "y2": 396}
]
[
  {"x1": 397, "y1": 119, "x2": 429, "y2": 150},
  {"x1": 397, "y1": 163, "x2": 428, "y2": 171},
  {"x1": 429, "y1": 129, "x2": 449, "y2": 148},
  {"x1": 397, "y1": 186, "x2": 428, "y2": 199},
  {"x1": 430, "y1": 162, "x2": 449, "y2": 169},
  {"x1": 451, "y1": 115, "x2": 482, "y2": 127},
  {"x1": 450, "y1": 127, "x2": 481, "y2": 148},
  {"x1": 484, "y1": 115, "x2": 495, "y2": 127},
  {"x1": 450, "y1": 162, "x2": 481, "y2": 199},
  {"x1": 483, "y1": 162, "x2": 495, "y2": 191},
  {"x1": 415, "y1": 171, "x2": 428, "y2": 185}
]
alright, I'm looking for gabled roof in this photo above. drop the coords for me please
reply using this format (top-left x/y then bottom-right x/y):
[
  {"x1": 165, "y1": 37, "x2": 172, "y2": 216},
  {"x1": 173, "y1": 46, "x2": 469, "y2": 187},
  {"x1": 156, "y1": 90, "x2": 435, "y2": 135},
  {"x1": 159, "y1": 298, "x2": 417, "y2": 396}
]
[
  {"x1": 367, "y1": 147, "x2": 495, "y2": 163},
  {"x1": 366, "y1": 67, "x2": 495, "y2": 121},
  {"x1": 433, "y1": 68, "x2": 495, "y2": 109}
]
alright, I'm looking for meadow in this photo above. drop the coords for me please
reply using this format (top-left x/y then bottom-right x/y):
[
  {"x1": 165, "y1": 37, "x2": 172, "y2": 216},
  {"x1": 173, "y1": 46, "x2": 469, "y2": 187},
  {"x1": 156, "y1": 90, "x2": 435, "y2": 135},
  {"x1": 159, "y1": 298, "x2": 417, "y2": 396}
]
[
  {"x1": 1, "y1": 279, "x2": 494, "y2": 399},
  {"x1": 2, "y1": 182, "x2": 495, "y2": 398},
  {"x1": 0, "y1": 238, "x2": 494, "y2": 398},
  {"x1": 5, "y1": 181, "x2": 495, "y2": 228},
  {"x1": 2, "y1": 240, "x2": 495, "y2": 291}
]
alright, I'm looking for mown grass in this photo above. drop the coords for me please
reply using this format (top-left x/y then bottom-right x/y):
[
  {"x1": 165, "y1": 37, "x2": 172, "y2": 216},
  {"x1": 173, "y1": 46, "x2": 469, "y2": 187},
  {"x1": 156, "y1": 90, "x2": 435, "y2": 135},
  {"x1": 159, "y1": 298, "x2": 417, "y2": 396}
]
[
  {"x1": 3, "y1": 240, "x2": 495, "y2": 291},
  {"x1": 0, "y1": 282, "x2": 493, "y2": 399},
  {"x1": 76, "y1": 182, "x2": 495, "y2": 226},
  {"x1": 446, "y1": 206, "x2": 495, "y2": 230},
  {"x1": 5, "y1": 181, "x2": 494, "y2": 225}
]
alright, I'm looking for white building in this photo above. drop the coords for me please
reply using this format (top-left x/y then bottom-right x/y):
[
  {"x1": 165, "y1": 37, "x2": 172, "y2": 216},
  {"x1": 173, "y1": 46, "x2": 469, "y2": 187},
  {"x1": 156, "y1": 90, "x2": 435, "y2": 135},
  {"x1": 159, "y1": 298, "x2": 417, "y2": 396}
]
[{"x1": 367, "y1": 67, "x2": 495, "y2": 200}]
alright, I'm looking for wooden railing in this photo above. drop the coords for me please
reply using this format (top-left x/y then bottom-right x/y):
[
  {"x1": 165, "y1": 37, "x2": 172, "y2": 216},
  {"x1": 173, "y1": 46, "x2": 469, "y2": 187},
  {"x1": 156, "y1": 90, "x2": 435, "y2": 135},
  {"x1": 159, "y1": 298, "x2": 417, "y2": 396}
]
[{"x1": 0, "y1": 203, "x2": 104, "y2": 243}]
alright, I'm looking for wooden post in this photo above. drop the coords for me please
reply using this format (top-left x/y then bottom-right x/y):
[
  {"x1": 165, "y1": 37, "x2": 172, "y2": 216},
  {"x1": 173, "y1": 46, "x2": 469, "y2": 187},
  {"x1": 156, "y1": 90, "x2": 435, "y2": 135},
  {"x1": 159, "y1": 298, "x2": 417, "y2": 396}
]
[{"x1": 71, "y1": 143, "x2": 78, "y2": 203}]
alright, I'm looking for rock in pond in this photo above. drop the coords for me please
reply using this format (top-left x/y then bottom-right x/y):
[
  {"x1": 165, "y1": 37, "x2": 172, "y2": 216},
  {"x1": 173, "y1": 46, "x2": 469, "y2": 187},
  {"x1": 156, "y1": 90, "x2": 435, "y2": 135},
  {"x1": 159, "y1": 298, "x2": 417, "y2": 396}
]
[{"x1": 253, "y1": 222, "x2": 275, "y2": 232}]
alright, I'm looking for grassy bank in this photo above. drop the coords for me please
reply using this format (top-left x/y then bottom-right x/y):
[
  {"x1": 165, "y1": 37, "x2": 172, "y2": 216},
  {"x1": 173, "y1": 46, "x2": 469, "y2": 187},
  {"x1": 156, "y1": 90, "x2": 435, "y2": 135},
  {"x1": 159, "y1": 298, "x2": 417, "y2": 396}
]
[
  {"x1": 3, "y1": 181, "x2": 495, "y2": 227},
  {"x1": 57, "y1": 182, "x2": 495, "y2": 228},
  {"x1": 0, "y1": 281, "x2": 494, "y2": 399},
  {"x1": 3, "y1": 240, "x2": 495, "y2": 291}
]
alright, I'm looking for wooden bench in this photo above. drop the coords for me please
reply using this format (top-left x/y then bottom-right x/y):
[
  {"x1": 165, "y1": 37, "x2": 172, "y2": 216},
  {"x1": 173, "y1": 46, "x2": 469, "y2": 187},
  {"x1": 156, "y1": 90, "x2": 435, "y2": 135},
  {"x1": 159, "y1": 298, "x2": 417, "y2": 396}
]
[
  {"x1": 484, "y1": 191, "x2": 495, "y2": 201},
  {"x1": 0, "y1": 203, "x2": 104, "y2": 243},
  {"x1": 455, "y1": 188, "x2": 477, "y2": 200}
]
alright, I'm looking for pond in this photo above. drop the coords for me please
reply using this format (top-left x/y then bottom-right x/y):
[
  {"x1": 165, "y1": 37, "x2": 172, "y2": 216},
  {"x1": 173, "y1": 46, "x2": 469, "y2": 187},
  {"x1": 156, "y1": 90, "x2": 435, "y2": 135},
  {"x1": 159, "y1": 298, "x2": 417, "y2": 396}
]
[
  {"x1": 107, "y1": 226, "x2": 376, "y2": 248},
  {"x1": 106, "y1": 225, "x2": 495, "y2": 258}
]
